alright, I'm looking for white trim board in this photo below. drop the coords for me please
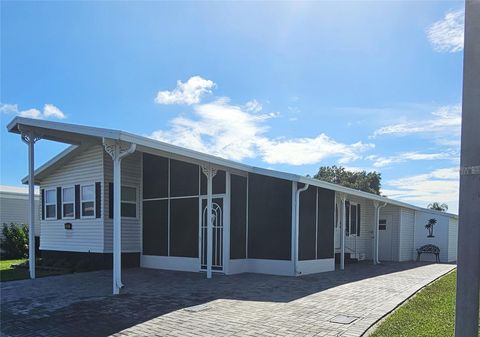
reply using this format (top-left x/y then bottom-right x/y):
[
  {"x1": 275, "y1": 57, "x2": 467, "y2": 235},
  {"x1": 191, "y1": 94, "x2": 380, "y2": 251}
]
[
  {"x1": 229, "y1": 259, "x2": 294, "y2": 276},
  {"x1": 296, "y1": 259, "x2": 335, "y2": 275},
  {"x1": 141, "y1": 255, "x2": 199, "y2": 272}
]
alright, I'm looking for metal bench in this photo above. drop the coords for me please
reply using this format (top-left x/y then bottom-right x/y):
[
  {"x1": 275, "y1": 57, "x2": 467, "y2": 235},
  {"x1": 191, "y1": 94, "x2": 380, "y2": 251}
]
[{"x1": 416, "y1": 244, "x2": 440, "y2": 263}]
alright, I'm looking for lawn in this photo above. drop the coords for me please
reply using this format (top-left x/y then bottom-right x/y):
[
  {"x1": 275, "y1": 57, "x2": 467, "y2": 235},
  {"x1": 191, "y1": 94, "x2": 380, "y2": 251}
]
[
  {"x1": 370, "y1": 270, "x2": 457, "y2": 337},
  {"x1": 0, "y1": 259, "x2": 66, "y2": 282}
]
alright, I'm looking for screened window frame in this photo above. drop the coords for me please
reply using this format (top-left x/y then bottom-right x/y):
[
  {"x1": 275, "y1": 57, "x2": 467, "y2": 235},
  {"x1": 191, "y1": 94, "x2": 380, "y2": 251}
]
[
  {"x1": 44, "y1": 188, "x2": 57, "y2": 220},
  {"x1": 121, "y1": 185, "x2": 138, "y2": 219},
  {"x1": 80, "y1": 183, "x2": 96, "y2": 219},
  {"x1": 62, "y1": 185, "x2": 75, "y2": 220}
]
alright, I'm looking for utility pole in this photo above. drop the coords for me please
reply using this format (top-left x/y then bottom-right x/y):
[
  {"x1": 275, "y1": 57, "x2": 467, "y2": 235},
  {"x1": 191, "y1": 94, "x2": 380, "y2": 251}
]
[{"x1": 455, "y1": 1, "x2": 480, "y2": 336}]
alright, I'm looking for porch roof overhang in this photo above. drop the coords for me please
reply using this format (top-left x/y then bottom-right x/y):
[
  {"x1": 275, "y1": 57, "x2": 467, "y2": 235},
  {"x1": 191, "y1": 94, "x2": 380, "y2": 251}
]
[{"x1": 8, "y1": 116, "x2": 458, "y2": 219}]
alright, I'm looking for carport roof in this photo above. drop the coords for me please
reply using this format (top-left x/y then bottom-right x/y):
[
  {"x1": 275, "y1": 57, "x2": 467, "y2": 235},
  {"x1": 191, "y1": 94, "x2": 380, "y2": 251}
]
[{"x1": 8, "y1": 116, "x2": 457, "y2": 218}]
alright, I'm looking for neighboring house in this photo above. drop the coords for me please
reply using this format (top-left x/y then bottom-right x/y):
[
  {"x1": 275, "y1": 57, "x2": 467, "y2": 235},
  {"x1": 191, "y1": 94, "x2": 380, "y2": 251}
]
[
  {"x1": 0, "y1": 185, "x2": 40, "y2": 237},
  {"x1": 7, "y1": 117, "x2": 458, "y2": 279}
]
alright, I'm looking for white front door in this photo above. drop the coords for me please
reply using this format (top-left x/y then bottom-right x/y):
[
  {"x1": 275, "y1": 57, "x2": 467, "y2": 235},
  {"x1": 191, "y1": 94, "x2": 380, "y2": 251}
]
[
  {"x1": 200, "y1": 196, "x2": 225, "y2": 272},
  {"x1": 378, "y1": 216, "x2": 393, "y2": 261}
]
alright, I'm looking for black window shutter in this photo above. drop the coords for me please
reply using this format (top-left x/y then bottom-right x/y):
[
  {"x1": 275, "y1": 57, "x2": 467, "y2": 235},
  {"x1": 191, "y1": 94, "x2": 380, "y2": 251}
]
[
  {"x1": 95, "y1": 182, "x2": 101, "y2": 218},
  {"x1": 41, "y1": 189, "x2": 45, "y2": 220},
  {"x1": 109, "y1": 182, "x2": 113, "y2": 219},
  {"x1": 75, "y1": 185, "x2": 80, "y2": 219},
  {"x1": 357, "y1": 205, "x2": 361, "y2": 236},
  {"x1": 56, "y1": 187, "x2": 62, "y2": 220}
]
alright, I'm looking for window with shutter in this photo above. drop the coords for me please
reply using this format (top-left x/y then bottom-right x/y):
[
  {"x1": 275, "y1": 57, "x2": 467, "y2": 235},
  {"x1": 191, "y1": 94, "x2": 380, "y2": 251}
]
[
  {"x1": 45, "y1": 189, "x2": 56, "y2": 220},
  {"x1": 62, "y1": 187, "x2": 75, "y2": 219}
]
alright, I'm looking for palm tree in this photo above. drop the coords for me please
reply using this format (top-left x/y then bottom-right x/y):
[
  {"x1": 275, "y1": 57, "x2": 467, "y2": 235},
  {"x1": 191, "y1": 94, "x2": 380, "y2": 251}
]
[
  {"x1": 425, "y1": 218, "x2": 437, "y2": 237},
  {"x1": 428, "y1": 202, "x2": 448, "y2": 212}
]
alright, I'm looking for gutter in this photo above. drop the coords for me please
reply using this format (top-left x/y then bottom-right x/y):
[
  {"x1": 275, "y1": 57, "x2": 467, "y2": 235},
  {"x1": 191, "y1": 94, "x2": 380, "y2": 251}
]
[{"x1": 294, "y1": 183, "x2": 309, "y2": 275}]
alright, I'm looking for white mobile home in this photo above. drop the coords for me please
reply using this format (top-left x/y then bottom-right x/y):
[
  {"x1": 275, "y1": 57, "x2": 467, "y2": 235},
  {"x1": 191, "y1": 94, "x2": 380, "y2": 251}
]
[
  {"x1": 7, "y1": 117, "x2": 458, "y2": 294},
  {"x1": 0, "y1": 185, "x2": 40, "y2": 237}
]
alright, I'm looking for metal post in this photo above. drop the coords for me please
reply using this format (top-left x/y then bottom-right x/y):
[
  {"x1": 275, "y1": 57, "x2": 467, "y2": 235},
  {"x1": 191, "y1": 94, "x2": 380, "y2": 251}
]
[
  {"x1": 372, "y1": 201, "x2": 378, "y2": 265},
  {"x1": 28, "y1": 137, "x2": 35, "y2": 279},
  {"x1": 113, "y1": 155, "x2": 122, "y2": 294},
  {"x1": 21, "y1": 130, "x2": 39, "y2": 279},
  {"x1": 103, "y1": 139, "x2": 136, "y2": 295},
  {"x1": 455, "y1": 1, "x2": 480, "y2": 335},
  {"x1": 206, "y1": 165, "x2": 214, "y2": 279},
  {"x1": 340, "y1": 194, "x2": 346, "y2": 270}
]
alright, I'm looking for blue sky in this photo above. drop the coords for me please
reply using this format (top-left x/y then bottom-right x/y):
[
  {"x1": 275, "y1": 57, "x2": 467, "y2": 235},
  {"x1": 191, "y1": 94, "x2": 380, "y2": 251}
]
[{"x1": 1, "y1": 1, "x2": 464, "y2": 212}]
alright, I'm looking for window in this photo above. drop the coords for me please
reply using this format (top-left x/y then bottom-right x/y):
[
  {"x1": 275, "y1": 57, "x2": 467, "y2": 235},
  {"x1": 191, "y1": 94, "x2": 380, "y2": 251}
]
[
  {"x1": 81, "y1": 184, "x2": 95, "y2": 217},
  {"x1": 350, "y1": 204, "x2": 358, "y2": 235},
  {"x1": 345, "y1": 201, "x2": 360, "y2": 236},
  {"x1": 45, "y1": 188, "x2": 56, "y2": 220},
  {"x1": 62, "y1": 187, "x2": 74, "y2": 219},
  {"x1": 121, "y1": 186, "x2": 137, "y2": 218},
  {"x1": 345, "y1": 203, "x2": 350, "y2": 236}
]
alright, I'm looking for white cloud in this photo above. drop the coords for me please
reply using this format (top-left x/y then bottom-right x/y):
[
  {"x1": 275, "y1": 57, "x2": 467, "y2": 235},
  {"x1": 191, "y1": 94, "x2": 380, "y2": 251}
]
[
  {"x1": 43, "y1": 104, "x2": 66, "y2": 119},
  {"x1": 245, "y1": 99, "x2": 263, "y2": 113},
  {"x1": 0, "y1": 103, "x2": 18, "y2": 114},
  {"x1": 150, "y1": 98, "x2": 270, "y2": 161},
  {"x1": 383, "y1": 167, "x2": 459, "y2": 213},
  {"x1": 257, "y1": 136, "x2": 373, "y2": 165},
  {"x1": 19, "y1": 108, "x2": 42, "y2": 119},
  {"x1": 1, "y1": 102, "x2": 66, "y2": 120},
  {"x1": 154, "y1": 76, "x2": 215, "y2": 105},
  {"x1": 367, "y1": 151, "x2": 457, "y2": 168},
  {"x1": 149, "y1": 91, "x2": 372, "y2": 165},
  {"x1": 427, "y1": 8, "x2": 464, "y2": 53},
  {"x1": 372, "y1": 104, "x2": 461, "y2": 138}
]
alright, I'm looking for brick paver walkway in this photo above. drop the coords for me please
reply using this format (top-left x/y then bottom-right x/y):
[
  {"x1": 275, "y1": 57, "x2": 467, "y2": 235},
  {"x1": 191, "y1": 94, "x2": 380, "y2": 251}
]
[{"x1": 1, "y1": 262, "x2": 455, "y2": 337}]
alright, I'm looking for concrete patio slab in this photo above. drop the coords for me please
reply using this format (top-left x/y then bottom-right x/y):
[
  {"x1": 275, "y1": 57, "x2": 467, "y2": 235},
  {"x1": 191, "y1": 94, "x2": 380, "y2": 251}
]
[{"x1": 0, "y1": 262, "x2": 455, "y2": 337}]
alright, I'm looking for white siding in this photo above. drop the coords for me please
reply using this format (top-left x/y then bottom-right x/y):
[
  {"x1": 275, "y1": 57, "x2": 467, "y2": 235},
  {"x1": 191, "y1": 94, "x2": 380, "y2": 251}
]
[
  {"x1": 378, "y1": 205, "x2": 401, "y2": 262},
  {"x1": 448, "y1": 217, "x2": 458, "y2": 262},
  {"x1": 103, "y1": 150, "x2": 142, "y2": 253},
  {"x1": 0, "y1": 192, "x2": 40, "y2": 237},
  {"x1": 414, "y1": 211, "x2": 450, "y2": 263},
  {"x1": 399, "y1": 208, "x2": 415, "y2": 261},
  {"x1": 39, "y1": 145, "x2": 105, "y2": 253}
]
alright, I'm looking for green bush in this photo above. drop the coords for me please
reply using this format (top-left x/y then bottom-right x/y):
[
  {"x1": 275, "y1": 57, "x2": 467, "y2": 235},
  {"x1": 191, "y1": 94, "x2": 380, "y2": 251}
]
[{"x1": 0, "y1": 223, "x2": 29, "y2": 259}]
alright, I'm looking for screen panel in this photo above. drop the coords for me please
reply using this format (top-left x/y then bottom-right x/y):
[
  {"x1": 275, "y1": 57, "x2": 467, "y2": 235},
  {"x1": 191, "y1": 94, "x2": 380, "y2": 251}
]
[
  {"x1": 299, "y1": 186, "x2": 317, "y2": 261},
  {"x1": 170, "y1": 197, "x2": 199, "y2": 257},
  {"x1": 230, "y1": 174, "x2": 247, "y2": 259},
  {"x1": 317, "y1": 187, "x2": 335, "y2": 259},
  {"x1": 143, "y1": 153, "x2": 168, "y2": 199},
  {"x1": 170, "y1": 159, "x2": 199, "y2": 197},
  {"x1": 143, "y1": 200, "x2": 168, "y2": 256},
  {"x1": 201, "y1": 169, "x2": 226, "y2": 195},
  {"x1": 247, "y1": 173, "x2": 292, "y2": 260}
]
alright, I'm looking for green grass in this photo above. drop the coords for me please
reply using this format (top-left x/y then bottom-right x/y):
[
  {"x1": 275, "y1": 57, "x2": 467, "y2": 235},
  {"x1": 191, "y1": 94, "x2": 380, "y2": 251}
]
[
  {"x1": 0, "y1": 258, "x2": 66, "y2": 282},
  {"x1": 371, "y1": 270, "x2": 457, "y2": 337}
]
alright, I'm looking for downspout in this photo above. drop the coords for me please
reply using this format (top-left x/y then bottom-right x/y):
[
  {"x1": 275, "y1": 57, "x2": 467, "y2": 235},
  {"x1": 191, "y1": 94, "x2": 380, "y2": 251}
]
[
  {"x1": 375, "y1": 202, "x2": 387, "y2": 264},
  {"x1": 294, "y1": 183, "x2": 309, "y2": 276}
]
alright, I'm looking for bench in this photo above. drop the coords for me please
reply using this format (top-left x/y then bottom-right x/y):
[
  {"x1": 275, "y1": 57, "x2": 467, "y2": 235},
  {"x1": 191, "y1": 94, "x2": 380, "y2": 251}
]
[{"x1": 416, "y1": 244, "x2": 440, "y2": 263}]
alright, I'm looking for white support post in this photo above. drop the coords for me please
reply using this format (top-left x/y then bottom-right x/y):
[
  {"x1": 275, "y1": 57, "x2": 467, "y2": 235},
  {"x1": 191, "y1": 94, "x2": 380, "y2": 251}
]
[
  {"x1": 291, "y1": 182, "x2": 297, "y2": 274},
  {"x1": 294, "y1": 183, "x2": 309, "y2": 276},
  {"x1": 202, "y1": 164, "x2": 217, "y2": 279},
  {"x1": 372, "y1": 201, "x2": 379, "y2": 265},
  {"x1": 103, "y1": 139, "x2": 136, "y2": 295},
  {"x1": 21, "y1": 129, "x2": 40, "y2": 280},
  {"x1": 340, "y1": 194, "x2": 346, "y2": 270},
  {"x1": 224, "y1": 171, "x2": 231, "y2": 274}
]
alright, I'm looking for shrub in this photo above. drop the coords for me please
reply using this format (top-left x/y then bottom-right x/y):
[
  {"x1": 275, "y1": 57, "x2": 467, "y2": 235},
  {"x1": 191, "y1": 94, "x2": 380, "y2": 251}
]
[{"x1": 0, "y1": 223, "x2": 29, "y2": 259}]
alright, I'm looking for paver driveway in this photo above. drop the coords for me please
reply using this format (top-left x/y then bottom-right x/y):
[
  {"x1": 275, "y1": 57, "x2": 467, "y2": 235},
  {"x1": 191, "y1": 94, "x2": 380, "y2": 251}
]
[{"x1": 1, "y1": 262, "x2": 455, "y2": 337}]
